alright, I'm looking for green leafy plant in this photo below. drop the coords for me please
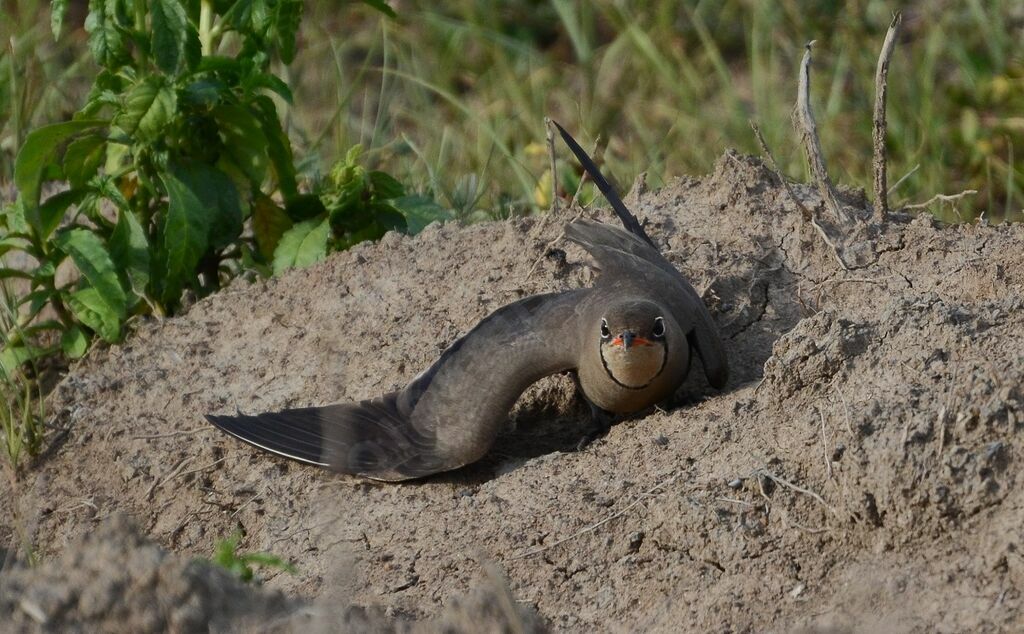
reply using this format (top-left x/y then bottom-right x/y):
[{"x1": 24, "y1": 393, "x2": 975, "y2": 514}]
[
  {"x1": 272, "y1": 144, "x2": 451, "y2": 273},
  {"x1": 211, "y1": 530, "x2": 296, "y2": 583},
  {"x1": 6, "y1": 0, "x2": 307, "y2": 360},
  {"x1": 2, "y1": 0, "x2": 413, "y2": 374}
]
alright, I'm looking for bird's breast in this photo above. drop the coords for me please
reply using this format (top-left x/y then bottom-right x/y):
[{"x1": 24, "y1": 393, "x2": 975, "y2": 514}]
[
  {"x1": 600, "y1": 344, "x2": 666, "y2": 389},
  {"x1": 580, "y1": 341, "x2": 688, "y2": 414}
]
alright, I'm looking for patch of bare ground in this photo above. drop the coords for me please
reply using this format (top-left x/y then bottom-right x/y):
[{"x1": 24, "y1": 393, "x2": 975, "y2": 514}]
[{"x1": 2, "y1": 153, "x2": 1023, "y2": 631}]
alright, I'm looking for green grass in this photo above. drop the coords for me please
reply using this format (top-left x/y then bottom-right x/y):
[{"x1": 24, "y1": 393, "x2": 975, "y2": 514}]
[
  {"x1": 2, "y1": 0, "x2": 1022, "y2": 224},
  {"x1": 284, "y1": 0, "x2": 1023, "y2": 223},
  {"x1": 0, "y1": 282, "x2": 45, "y2": 474},
  {"x1": 210, "y1": 530, "x2": 296, "y2": 583},
  {"x1": 0, "y1": 0, "x2": 93, "y2": 186}
]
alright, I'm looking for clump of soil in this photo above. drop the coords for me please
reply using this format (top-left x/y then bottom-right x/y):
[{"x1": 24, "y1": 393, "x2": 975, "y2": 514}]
[{"x1": 2, "y1": 151, "x2": 1023, "y2": 631}]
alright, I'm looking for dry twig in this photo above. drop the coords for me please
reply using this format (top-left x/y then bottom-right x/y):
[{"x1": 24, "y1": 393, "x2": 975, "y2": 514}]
[
  {"x1": 872, "y1": 12, "x2": 903, "y2": 221},
  {"x1": 793, "y1": 41, "x2": 848, "y2": 224},
  {"x1": 756, "y1": 468, "x2": 839, "y2": 517},
  {"x1": 819, "y1": 408, "x2": 834, "y2": 479},
  {"x1": 903, "y1": 190, "x2": 978, "y2": 211}
]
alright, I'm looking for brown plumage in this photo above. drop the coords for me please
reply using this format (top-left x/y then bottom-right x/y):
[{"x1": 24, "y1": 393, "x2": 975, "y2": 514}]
[{"x1": 206, "y1": 124, "x2": 727, "y2": 481}]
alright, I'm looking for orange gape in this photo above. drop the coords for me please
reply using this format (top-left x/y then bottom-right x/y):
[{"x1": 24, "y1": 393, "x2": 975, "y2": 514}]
[{"x1": 611, "y1": 336, "x2": 653, "y2": 347}]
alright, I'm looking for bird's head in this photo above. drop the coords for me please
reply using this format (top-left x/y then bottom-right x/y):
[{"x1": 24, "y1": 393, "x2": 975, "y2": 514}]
[{"x1": 597, "y1": 300, "x2": 675, "y2": 390}]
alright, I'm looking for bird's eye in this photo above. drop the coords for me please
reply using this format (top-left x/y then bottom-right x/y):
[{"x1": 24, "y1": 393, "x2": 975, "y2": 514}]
[
  {"x1": 652, "y1": 317, "x2": 665, "y2": 338},
  {"x1": 600, "y1": 319, "x2": 611, "y2": 339}
]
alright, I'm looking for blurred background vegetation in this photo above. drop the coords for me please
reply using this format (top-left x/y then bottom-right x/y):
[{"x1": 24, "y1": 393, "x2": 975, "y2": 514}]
[{"x1": 2, "y1": 0, "x2": 1022, "y2": 223}]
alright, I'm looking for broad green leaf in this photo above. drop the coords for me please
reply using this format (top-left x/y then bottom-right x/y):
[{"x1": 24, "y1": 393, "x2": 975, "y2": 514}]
[
  {"x1": 63, "y1": 134, "x2": 106, "y2": 187},
  {"x1": 65, "y1": 287, "x2": 121, "y2": 342},
  {"x1": 252, "y1": 194, "x2": 292, "y2": 259},
  {"x1": 221, "y1": 0, "x2": 255, "y2": 30},
  {"x1": 251, "y1": 0, "x2": 270, "y2": 34},
  {"x1": 159, "y1": 162, "x2": 243, "y2": 250},
  {"x1": 389, "y1": 195, "x2": 452, "y2": 235},
  {"x1": 109, "y1": 207, "x2": 151, "y2": 299},
  {"x1": 283, "y1": 193, "x2": 326, "y2": 222},
  {"x1": 252, "y1": 95, "x2": 296, "y2": 200},
  {"x1": 212, "y1": 105, "x2": 269, "y2": 187},
  {"x1": 273, "y1": 0, "x2": 303, "y2": 63},
  {"x1": 151, "y1": 0, "x2": 195, "y2": 75},
  {"x1": 369, "y1": 171, "x2": 405, "y2": 199},
  {"x1": 361, "y1": 0, "x2": 397, "y2": 18},
  {"x1": 0, "y1": 236, "x2": 30, "y2": 259},
  {"x1": 38, "y1": 189, "x2": 86, "y2": 240},
  {"x1": 61, "y1": 325, "x2": 89, "y2": 359},
  {"x1": 246, "y1": 72, "x2": 293, "y2": 103},
  {"x1": 13, "y1": 120, "x2": 107, "y2": 234},
  {"x1": 158, "y1": 164, "x2": 212, "y2": 306},
  {"x1": 158, "y1": 161, "x2": 241, "y2": 304},
  {"x1": 54, "y1": 228, "x2": 127, "y2": 319},
  {"x1": 272, "y1": 218, "x2": 330, "y2": 275},
  {"x1": 51, "y1": 0, "x2": 69, "y2": 39},
  {"x1": 117, "y1": 77, "x2": 177, "y2": 142},
  {"x1": 84, "y1": 0, "x2": 126, "y2": 68}
]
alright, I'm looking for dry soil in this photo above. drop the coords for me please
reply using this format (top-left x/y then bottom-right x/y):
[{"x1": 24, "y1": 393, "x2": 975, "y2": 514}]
[{"x1": 2, "y1": 152, "x2": 1023, "y2": 632}]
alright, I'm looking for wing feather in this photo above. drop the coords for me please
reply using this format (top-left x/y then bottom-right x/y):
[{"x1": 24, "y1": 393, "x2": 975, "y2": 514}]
[{"x1": 207, "y1": 290, "x2": 587, "y2": 480}]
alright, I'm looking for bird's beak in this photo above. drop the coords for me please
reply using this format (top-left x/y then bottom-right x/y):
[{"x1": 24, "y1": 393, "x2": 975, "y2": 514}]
[{"x1": 612, "y1": 331, "x2": 651, "y2": 349}]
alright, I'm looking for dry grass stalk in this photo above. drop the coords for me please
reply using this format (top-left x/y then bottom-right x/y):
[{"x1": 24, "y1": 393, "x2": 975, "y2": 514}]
[{"x1": 872, "y1": 12, "x2": 903, "y2": 222}]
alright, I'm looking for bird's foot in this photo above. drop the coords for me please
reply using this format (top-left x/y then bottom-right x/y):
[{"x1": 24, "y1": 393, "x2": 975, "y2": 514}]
[{"x1": 575, "y1": 402, "x2": 615, "y2": 451}]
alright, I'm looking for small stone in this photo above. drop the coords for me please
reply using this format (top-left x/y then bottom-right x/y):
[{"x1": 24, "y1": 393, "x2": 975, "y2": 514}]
[
  {"x1": 728, "y1": 478, "x2": 743, "y2": 490},
  {"x1": 789, "y1": 582, "x2": 805, "y2": 598}
]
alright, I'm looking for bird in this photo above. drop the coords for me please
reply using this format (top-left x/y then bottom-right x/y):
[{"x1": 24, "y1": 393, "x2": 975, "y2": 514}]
[{"x1": 206, "y1": 121, "x2": 728, "y2": 481}]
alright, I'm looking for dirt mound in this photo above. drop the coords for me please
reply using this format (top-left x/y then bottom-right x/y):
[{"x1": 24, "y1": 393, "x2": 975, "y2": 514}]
[
  {"x1": 0, "y1": 514, "x2": 297, "y2": 632},
  {"x1": 2, "y1": 152, "x2": 1023, "y2": 631}
]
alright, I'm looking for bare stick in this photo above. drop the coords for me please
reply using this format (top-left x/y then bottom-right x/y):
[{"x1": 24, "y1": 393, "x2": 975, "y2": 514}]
[
  {"x1": 131, "y1": 426, "x2": 215, "y2": 440},
  {"x1": 544, "y1": 117, "x2": 559, "y2": 214},
  {"x1": 819, "y1": 408, "x2": 834, "y2": 479},
  {"x1": 872, "y1": 12, "x2": 902, "y2": 222},
  {"x1": 793, "y1": 41, "x2": 848, "y2": 224},
  {"x1": 145, "y1": 456, "x2": 194, "y2": 500},
  {"x1": 511, "y1": 472, "x2": 679, "y2": 559},
  {"x1": 903, "y1": 189, "x2": 978, "y2": 211},
  {"x1": 756, "y1": 468, "x2": 839, "y2": 517}
]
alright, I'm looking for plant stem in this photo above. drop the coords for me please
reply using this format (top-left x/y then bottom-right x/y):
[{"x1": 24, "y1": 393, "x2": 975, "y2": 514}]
[{"x1": 200, "y1": 0, "x2": 214, "y2": 56}]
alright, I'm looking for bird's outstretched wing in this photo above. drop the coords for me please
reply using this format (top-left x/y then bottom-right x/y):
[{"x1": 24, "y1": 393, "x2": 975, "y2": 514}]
[{"x1": 207, "y1": 290, "x2": 587, "y2": 481}]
